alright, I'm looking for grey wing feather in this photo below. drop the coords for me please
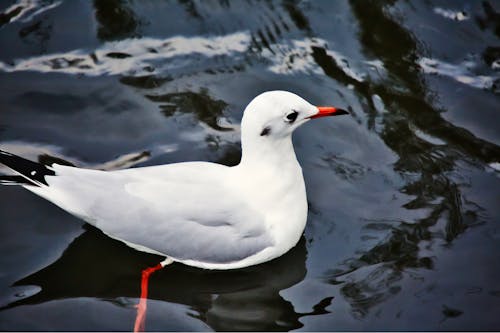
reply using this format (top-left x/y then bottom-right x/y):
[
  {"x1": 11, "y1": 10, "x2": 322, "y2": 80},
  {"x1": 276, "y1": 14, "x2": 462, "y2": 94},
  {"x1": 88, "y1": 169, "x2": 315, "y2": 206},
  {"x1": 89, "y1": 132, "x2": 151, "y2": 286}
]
[{"x1": 118, "y1": 181, "x2": 273, "y2": 263}]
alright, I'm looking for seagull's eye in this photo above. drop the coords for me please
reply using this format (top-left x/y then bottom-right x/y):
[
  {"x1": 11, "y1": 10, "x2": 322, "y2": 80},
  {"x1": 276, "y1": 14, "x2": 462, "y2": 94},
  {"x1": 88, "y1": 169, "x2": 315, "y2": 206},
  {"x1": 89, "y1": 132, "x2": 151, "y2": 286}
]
[{"x1": 285, "y1": 110, "x2": 298, "y2": 123}]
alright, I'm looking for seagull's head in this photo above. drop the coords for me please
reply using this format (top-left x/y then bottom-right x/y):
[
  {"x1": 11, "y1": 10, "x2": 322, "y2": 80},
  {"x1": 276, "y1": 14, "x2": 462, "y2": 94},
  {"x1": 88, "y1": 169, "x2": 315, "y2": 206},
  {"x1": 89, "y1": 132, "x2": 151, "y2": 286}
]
[{"x1": 241, "y1": 90, "x2": 348, "y2": 141}]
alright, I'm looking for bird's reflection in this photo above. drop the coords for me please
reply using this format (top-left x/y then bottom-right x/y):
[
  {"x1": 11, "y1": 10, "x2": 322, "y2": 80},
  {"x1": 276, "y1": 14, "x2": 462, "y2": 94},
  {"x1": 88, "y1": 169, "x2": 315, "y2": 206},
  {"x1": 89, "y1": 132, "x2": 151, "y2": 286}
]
[{"x1": 4, "y1": 225, "x2": 330, "y2": 331}]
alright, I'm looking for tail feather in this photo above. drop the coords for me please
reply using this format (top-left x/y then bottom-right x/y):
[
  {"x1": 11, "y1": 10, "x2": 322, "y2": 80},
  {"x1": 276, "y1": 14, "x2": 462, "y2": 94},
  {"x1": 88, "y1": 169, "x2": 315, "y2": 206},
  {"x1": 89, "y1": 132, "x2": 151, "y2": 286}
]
[
  {"x1": 0, "y1": 150, "x2": 55, "y2": 186},
  {"x1": 0, "y1": 175, "x2": 33, "y2": 185}
]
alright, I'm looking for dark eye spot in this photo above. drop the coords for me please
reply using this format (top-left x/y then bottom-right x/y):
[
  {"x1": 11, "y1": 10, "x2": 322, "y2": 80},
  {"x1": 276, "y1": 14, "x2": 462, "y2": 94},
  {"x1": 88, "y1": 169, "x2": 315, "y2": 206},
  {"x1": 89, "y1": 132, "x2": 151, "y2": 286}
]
[
  {"x1": 260, "y1": 126, "x2": 271, "y2": 136},
  {"x1": 286, "y1": 111, "x2": 298, "y2": 123}
]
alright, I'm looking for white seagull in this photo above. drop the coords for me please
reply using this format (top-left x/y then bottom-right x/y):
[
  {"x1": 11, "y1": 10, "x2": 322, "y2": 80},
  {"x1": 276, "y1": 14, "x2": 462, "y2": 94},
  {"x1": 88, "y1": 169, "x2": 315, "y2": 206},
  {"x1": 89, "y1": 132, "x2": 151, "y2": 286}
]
[{"x1": 0, "y1": 91, "x2": 348, "y2": 270}]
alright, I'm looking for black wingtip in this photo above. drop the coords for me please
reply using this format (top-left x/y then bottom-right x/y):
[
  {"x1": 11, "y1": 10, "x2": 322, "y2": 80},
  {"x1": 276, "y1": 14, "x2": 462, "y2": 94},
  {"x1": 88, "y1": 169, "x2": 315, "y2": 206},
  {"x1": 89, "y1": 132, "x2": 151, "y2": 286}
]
[
  {"x1": 0, "y1": 175, "x2": 33, "y2": 185},
  {"x1": 0, "y1": 150, "x2": 55, "y2": 186}
]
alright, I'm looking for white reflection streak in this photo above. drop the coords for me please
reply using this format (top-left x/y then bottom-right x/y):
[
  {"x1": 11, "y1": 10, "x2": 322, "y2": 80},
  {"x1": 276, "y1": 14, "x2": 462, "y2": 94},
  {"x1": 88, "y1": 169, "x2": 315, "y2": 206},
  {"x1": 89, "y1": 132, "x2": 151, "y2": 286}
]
[
  {"x1": 0, "y1": 32, "x2": 252, "y2": 76},
  {"x1": 265, "y1": 38, "x2": 368, "y2": 82},
  {"x1": 2, "y1": 30, "x2": 376, "y2": 82},
  {"x1": 489, "y1": 162, "x2": 500, "y2": 172},
  {"x1": 0, "y1": 141, "x2": 178, "y2": 171},
  {"x1": 433, "y1": 7, "x2": 468, "y2": 21},
  {"x1": 2, "y1": 0, "x2": 62, "y2": 23},
  {"x1": 266, "y1": 39, "x2": 325, "y2": 75},
  {"x1": 418, "y1": 57, "x2": 498, "y2": 90},
  {"x1": 326, "y1": 49, "x2": 366, "y2": 82}
]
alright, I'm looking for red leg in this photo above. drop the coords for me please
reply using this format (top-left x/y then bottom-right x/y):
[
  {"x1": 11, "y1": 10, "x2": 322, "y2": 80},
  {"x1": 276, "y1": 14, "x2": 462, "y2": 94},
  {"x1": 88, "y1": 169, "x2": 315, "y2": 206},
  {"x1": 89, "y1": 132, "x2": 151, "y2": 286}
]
[{"x1": 134, "y1": 263, "x2": 164, "y2": 332}]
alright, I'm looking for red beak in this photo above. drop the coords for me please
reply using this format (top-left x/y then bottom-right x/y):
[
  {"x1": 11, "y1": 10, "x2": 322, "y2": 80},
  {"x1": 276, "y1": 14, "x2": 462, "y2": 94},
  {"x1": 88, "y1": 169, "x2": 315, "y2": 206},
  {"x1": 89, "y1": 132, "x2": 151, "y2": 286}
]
[{"x1": 308, "y1": 106, "x2": 349, "y2": 119}]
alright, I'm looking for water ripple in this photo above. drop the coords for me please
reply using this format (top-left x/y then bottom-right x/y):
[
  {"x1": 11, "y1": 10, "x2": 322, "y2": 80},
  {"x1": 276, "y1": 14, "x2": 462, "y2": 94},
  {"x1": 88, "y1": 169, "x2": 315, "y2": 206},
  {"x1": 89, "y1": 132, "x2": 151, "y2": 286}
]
[
  {"x1": 418, "y1": 57, "x2": 499, "y2": 91},
  {"x1": 0, "y1": 0, "x2": 61, "y2": 27},
  {"x1": 0, "y1": 31, "x2": 251, "y2": 76}
]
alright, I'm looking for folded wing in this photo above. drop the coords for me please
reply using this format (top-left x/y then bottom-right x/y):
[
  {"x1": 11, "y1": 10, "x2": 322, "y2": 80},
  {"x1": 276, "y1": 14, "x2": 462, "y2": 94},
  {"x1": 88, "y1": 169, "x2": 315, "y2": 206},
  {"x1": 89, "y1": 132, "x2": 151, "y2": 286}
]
[{"x1": 27, "y1": 163, "x2": 273, "y2": 264}]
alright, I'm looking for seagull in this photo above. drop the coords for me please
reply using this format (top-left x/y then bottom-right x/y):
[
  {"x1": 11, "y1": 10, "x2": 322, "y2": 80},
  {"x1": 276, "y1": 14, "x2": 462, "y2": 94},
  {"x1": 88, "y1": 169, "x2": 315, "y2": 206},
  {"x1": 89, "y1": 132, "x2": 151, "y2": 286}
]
[{"x1": 0, "y1": 90, "x2": 348, "y2": 270}]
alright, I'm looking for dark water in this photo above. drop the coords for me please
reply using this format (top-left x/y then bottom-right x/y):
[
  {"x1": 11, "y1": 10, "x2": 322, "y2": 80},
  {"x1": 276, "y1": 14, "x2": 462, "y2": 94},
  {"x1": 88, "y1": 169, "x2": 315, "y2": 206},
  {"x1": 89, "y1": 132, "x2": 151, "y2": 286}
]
[{"x1": 0, "y1": 0, "x2": 499, "y2": 331}]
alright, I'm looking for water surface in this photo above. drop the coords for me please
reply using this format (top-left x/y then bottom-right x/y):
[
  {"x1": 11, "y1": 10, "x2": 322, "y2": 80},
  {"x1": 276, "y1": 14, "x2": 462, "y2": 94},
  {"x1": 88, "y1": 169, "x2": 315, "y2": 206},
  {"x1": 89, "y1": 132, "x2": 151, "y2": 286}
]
[{"x1": 0, "y1": 0, "x2": 499, "y2": 331}]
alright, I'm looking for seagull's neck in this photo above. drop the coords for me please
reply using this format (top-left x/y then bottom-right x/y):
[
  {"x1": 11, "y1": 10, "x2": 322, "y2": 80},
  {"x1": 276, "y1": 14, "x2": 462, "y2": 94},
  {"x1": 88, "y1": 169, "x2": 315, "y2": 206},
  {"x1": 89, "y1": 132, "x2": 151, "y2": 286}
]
[
  {"x1": 239, "y1": 134, "x2": 299, "y2": 170},
  {"x1": 236, "y1": 130, "x2": 307, "y2": 252}
]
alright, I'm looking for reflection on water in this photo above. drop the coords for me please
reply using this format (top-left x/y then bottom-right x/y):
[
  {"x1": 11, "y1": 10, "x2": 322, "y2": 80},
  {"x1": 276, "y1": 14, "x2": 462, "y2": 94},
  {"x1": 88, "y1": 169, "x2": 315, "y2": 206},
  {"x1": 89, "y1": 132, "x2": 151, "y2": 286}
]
[
  {"x1": 3, "y1": 227, "x2": 330, "y2": 331},
  {"x1": 0, "y1": 0, "x2": 61, "y2": 27},
  {"x1": 93, "y1": 0, "x2": 140, "y2": 41},
  {"x1": 418, "y1": 57, "x2": 499, "y2": 91},
  {"x1": 321, "y1": 0, "x2": 500, "y2": 319},
  {"x1": 0, "y1": 31, "x2": 251, "y2": 76},
  {"x1": 0, "y1": 0, "x2": 499, "y2": 331},
  {"x1": 146, "y1": 90, "x2": 231, "y2": 131}
]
